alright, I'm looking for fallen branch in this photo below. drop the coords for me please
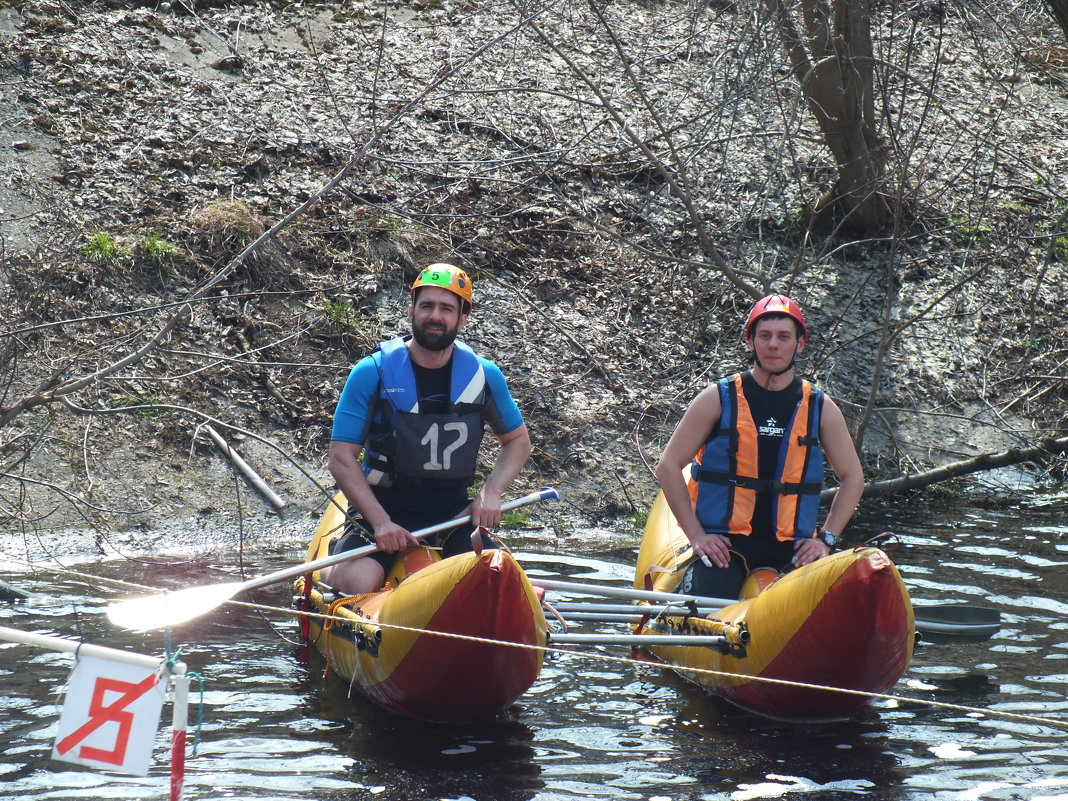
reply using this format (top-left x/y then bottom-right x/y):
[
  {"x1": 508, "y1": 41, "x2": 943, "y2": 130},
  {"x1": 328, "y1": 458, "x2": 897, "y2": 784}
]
[
  {"x1": 203, "y1": 425, "x2": 286, "y2": 513},
  {"x1": 0, "y1": 311, "x2": 185, "y2": 428},
  {"x1": 822, "y1": 434, "x2": 1068, "y2": 502},
  {"x1": 58, "y1": 397, "x2": 335, "y2": 503}
]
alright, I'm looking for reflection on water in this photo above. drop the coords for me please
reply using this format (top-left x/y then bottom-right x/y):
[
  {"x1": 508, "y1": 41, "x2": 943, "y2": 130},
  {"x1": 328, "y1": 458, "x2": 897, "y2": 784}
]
[{"x1": 1, "y1": 492, "x2": 1067, "y2": 800}]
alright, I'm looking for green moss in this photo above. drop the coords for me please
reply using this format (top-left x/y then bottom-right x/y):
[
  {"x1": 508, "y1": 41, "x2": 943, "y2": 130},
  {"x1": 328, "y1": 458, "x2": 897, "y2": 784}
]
[
  {"x1": 323, "y1": 296, "x2": 359, "y2": 330},
  {"x1": 81, "y1": 230, "x2": 130, "y2": 266},
  {"x1": 138, "y1": 234, "x2": 181, "y2": 267},
  {"x1": 500, "y1": 510, "x2": 530, "y2": 528}
]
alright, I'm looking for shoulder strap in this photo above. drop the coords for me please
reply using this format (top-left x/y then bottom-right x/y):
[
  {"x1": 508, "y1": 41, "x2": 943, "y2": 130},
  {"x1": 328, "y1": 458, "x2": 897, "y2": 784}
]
[{"x1": 794, "y1": 381, "x2": 822, "y2": 447}]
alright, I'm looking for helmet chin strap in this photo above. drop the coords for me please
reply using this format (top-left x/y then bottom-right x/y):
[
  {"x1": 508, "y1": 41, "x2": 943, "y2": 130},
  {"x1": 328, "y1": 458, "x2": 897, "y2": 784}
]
[{"x1": 749, "y1": 347, "x2": 798, "y2": 378}]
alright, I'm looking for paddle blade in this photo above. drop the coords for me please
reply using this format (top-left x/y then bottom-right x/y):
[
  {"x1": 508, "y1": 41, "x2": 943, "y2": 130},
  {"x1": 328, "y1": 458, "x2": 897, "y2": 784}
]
[
  {"x1": 106, "y1": 582, "x2": 245, "y2": 631},
  {"x1": 914, "y1": 605, "x2": 1001, "y2": 644}
]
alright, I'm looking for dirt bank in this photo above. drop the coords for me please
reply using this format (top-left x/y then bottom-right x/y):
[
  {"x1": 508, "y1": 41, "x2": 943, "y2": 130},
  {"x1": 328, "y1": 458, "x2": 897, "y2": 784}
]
[{"x1": 2, "y1": 0, "x2": 1067, "y2": 553}]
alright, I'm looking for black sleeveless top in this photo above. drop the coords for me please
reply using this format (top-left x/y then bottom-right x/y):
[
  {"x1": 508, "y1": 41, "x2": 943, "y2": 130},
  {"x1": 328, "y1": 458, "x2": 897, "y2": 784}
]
[{"x1": 740, "y1": 372, "x2": 803, "y2": 537}]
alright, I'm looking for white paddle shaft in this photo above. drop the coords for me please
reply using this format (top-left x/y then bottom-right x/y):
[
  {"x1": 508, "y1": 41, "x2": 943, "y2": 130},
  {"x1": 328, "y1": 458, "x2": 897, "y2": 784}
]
[{"x1": 107, "y1": 487, "x2": 559, "y2": 631}]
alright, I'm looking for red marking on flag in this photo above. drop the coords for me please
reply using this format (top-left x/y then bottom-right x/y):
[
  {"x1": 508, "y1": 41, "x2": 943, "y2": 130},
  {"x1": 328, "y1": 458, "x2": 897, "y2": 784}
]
[{"x1": 56, "y1": 673, "x2": 160, "y2": 765}]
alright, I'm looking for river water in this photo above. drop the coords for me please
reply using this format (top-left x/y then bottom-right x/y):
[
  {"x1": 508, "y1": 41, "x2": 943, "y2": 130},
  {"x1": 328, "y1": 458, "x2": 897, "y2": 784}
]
[{"x1": 2, "y1": 491, "x2": 1067, "y2": 801}]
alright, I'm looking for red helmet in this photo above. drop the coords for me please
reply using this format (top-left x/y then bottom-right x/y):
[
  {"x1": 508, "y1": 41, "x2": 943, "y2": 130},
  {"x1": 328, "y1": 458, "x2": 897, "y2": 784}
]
[{"x1": 746, "y1": 294, "x2": 807, "y2": 340}]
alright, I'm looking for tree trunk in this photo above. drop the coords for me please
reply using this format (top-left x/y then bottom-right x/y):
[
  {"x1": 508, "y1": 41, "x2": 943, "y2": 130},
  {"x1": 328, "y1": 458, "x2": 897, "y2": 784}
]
[
  {"x1": 1046, "y1": 0, "x2": 1068, "y2": 41},
  {"x1": 768, "y1": 0, "x2": 892, "y2": 231}
]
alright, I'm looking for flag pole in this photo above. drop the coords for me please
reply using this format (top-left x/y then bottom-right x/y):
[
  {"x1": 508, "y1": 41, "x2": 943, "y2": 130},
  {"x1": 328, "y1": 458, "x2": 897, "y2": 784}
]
[{"x1": 170, "y1": 666, "x2": 189, "y2": 801}]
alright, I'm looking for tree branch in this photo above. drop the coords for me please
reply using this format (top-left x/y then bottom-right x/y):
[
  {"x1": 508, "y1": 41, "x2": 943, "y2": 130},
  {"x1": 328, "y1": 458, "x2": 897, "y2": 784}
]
[{"x1": 822, "y1": 435, "x2": 1068, "y2": 502}]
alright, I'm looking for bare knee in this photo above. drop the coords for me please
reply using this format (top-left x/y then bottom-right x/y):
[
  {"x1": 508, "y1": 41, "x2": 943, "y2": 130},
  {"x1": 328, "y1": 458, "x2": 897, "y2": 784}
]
[{"x1": 322, "y1": 558, "x2": 385, "y2": 595}]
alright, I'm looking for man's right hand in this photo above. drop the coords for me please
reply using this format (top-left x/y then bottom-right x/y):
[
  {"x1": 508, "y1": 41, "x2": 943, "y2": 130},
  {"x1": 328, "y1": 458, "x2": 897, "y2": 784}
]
[
  {"x1": 372, "y1": 520, "x2": 420, "y2": 552},
  {"x1": 689, "y1": 532, "x2": 731, "y2": 569}
]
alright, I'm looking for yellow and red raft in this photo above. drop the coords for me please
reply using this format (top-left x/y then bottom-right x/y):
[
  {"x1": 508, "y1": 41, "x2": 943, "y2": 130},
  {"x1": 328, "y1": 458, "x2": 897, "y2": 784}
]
[
  {"x1": 633, "y1": 491, "x2": 915, "y2": 721},
  {"x1": 295, "y1": 494, "x2": 548, "y2": 722}
]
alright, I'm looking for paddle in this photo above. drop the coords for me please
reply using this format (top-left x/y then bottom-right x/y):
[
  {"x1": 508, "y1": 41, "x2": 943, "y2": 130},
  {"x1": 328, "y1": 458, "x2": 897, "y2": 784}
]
[
  {"x1": 549, "y1": 632, "x2": 731, "y2": 649},
  {"x1": 531, "y1": 577, "x2": 1001, "y2": 643},
  {"x1": 548, "y1": 602, "x2": 723, "y2": 615},
  {"x1": 910, "y1": 604, "x2": 1002, "y2": 644},
  {"x1": 107, "y1": 487, "x2": 560, "y2": 631}
]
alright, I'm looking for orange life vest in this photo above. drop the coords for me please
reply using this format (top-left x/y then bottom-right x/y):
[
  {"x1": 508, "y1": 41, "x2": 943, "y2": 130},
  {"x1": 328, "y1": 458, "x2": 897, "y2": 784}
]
[{"x1": 688, "y1": 374, "x2": 824, "y2": 541}]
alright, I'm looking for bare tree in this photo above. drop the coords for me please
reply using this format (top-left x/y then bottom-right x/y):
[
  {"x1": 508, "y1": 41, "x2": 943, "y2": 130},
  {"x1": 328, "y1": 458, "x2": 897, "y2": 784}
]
[{"x1": 765, "y1": 0, "x2": 891, "y2": 232}]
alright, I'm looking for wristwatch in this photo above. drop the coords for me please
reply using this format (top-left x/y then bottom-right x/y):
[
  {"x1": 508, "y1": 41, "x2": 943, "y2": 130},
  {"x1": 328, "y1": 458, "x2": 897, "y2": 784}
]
[{"x1": 818, "y1": 529, "x2": 839, "y2": 548}]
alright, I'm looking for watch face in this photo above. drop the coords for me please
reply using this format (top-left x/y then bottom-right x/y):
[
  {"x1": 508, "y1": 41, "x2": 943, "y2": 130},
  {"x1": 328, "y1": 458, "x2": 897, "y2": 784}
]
[{"x1": 821, "y1": 532, "x2": 837, "y2": 546}]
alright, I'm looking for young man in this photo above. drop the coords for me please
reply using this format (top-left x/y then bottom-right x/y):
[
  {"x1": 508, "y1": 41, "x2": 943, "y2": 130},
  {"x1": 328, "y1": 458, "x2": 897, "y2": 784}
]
[
  {"x1": 654, "y1": 294, "x2": 864, "y2": 599},
  {"x1": 323, "y1": 263, "x2": 531, "y2": 595}
]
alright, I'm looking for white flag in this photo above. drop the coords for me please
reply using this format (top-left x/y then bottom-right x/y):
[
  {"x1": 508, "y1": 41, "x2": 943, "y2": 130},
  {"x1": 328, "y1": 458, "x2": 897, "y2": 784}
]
[{"x1": 53, "y1": 653, "x2": 166, "y2": 776}]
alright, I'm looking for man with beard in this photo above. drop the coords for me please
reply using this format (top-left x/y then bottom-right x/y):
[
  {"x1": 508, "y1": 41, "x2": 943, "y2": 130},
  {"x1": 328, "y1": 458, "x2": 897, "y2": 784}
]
[{"x1": 323, "y1": 263, "x2": 531, "y2": 595}]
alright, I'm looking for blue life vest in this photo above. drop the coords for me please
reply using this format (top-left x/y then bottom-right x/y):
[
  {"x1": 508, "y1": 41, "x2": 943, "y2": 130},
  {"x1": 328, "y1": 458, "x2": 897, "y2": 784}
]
[
  {"x1": 689, "y1": 374, "x2": 825, "y2": 541},
  {"x1": 361, "y1": 337, "x2": 487, "y2": 487}
]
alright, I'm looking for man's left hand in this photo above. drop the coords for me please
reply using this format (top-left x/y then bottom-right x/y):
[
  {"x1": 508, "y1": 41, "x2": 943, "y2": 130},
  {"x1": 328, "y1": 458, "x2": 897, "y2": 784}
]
[
  {"x1": 466, "y1": 490, "x2": 502, "y2": 530},
  {"x1": 792, "y1": 537, "x2": 830, "y2": 567}
]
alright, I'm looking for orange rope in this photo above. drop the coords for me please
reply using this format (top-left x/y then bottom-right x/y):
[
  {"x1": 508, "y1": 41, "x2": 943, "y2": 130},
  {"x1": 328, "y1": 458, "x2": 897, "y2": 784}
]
[
  {"x1": 320, "y1": 593, "x2": 375, "y2": 677},
  {"x1": 541, "y1": 600, "x2": 569, "y2": 632}
]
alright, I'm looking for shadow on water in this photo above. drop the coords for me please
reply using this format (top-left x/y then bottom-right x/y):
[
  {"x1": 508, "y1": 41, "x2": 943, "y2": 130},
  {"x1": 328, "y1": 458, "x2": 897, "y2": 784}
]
[
  {"x1": 621, "y1": 668, "x2": 909, "y2": 800},
  {"x1": 294, "y1": 646, "x2": 544, "y2": 801}
]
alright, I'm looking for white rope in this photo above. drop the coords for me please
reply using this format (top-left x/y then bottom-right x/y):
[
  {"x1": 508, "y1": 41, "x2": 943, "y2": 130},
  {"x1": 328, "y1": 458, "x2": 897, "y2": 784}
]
[
  {"x1": 267, "y1": 599, "x2": 1068, "y2": 730},
  {"x1": 10, "y1": 558, "x2": 1068, "y2": 730}
]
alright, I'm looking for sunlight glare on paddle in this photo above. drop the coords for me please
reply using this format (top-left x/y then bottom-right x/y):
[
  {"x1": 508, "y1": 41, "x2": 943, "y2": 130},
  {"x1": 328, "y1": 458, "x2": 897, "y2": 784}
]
[{"x1": 106, "y1": 582, "x2": 244, "y2": 631}]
